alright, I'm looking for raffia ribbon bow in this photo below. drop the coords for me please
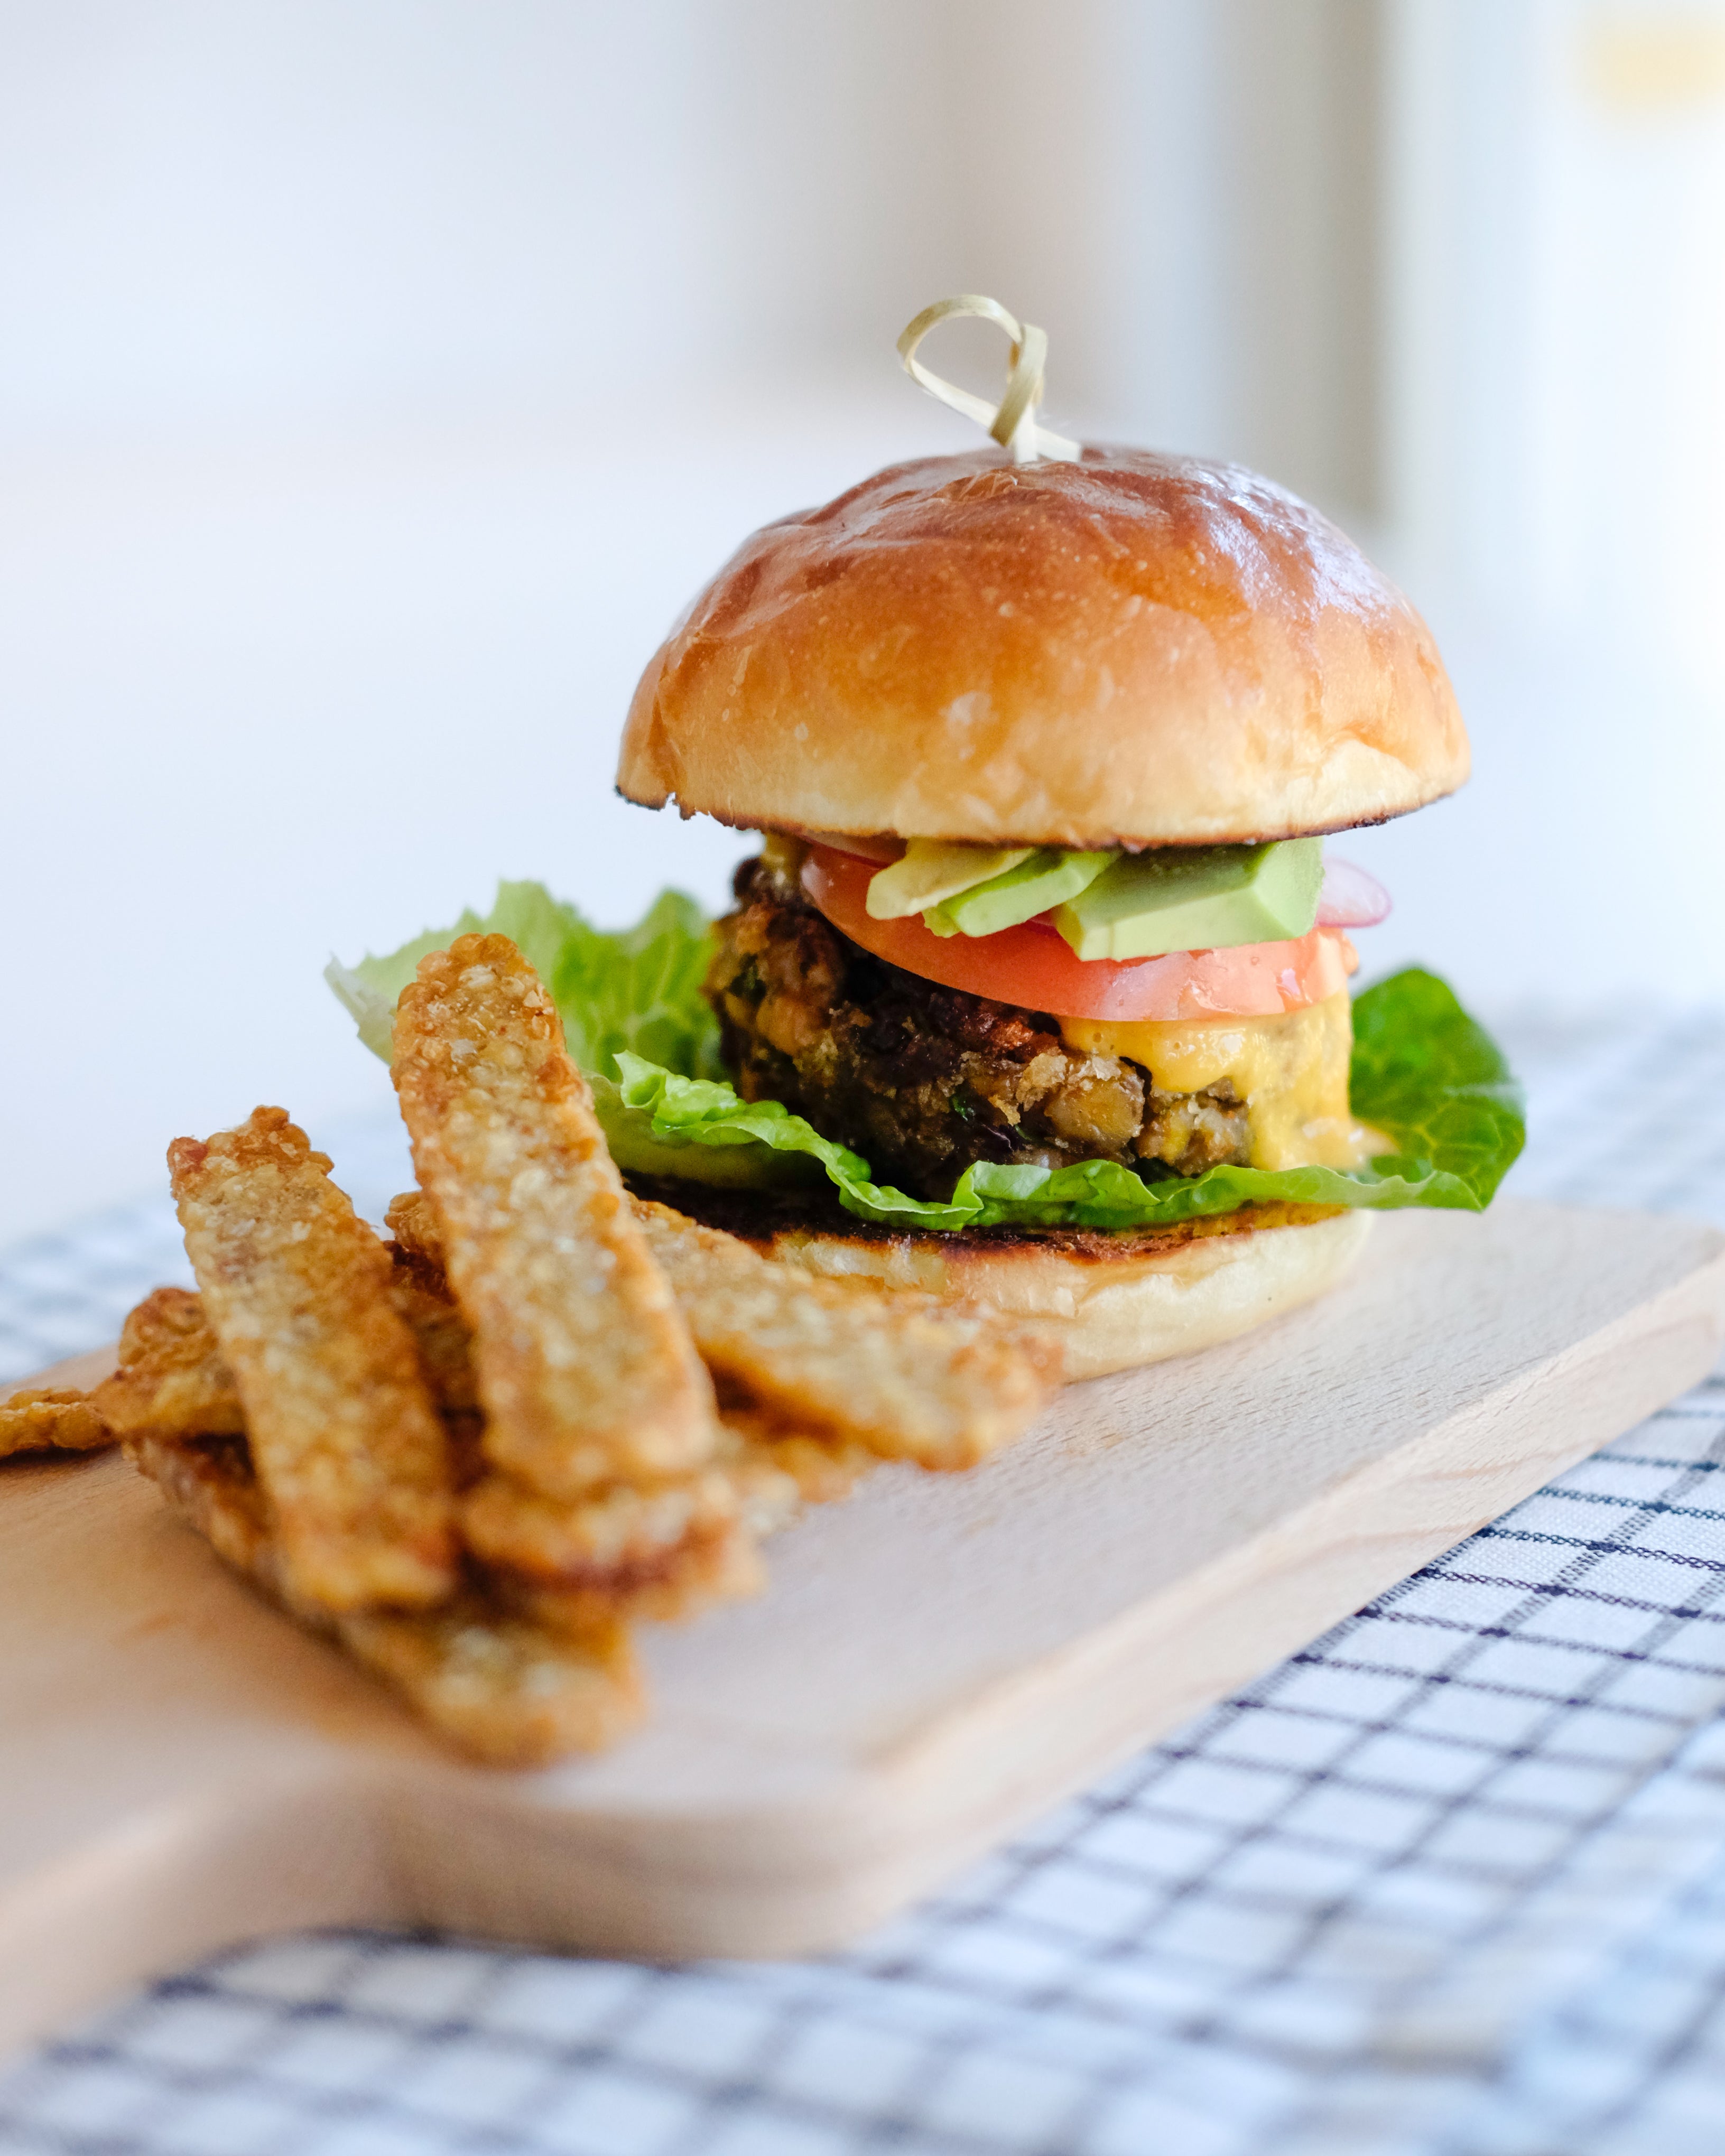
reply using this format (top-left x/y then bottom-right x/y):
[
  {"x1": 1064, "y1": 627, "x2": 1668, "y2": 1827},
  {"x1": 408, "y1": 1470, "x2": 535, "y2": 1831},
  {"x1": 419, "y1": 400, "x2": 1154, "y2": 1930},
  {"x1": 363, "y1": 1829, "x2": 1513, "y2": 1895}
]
[{"x1": 897, "y1": 295, "x2": 1081, "y2": 466}]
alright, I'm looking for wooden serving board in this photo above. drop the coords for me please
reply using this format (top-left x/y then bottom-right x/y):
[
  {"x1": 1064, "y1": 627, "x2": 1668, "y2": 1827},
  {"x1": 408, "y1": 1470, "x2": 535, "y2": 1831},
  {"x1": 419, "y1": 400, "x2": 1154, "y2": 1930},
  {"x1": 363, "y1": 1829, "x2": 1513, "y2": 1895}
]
[{"x1": 3, "y1": 1199, "x2": 1722, "y2": 2061}]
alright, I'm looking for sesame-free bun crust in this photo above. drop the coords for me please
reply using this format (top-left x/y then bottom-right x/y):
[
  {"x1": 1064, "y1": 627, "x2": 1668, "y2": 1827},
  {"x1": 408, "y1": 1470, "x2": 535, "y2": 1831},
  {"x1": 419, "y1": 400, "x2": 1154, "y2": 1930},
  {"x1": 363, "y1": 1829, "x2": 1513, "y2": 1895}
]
[
  {"x1": 618, "y1": 449, "x2": 1467, "y2": 848},
  {"x1": 632, "y1": 1181, "x2": 1372, "y2": 1381},
  {"x1": 756, "y1": 1212, "x2": 1372, "y2": 1380}
]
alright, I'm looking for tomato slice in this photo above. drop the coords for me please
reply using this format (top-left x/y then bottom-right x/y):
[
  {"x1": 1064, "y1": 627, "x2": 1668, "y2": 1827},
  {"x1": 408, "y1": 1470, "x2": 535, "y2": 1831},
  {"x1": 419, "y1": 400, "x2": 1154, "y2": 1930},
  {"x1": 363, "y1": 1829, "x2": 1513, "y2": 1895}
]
[{"x1": 801, "y1": 844, "x2": 1357, "y2": 1021}]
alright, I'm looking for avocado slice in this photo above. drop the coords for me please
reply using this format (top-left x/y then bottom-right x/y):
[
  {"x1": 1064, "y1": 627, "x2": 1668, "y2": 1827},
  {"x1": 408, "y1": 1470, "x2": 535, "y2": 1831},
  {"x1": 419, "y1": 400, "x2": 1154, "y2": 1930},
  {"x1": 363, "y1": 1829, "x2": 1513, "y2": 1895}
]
[
  {"x1": 1052, "y1": 839, "x2": 1323, "y2": 960},
  {"x1": 926, "y1": 848, "x2": 1114, "y2": 938},
  {"x1": 866, "y1": 840, "x2": 1034, "y2": 920}
]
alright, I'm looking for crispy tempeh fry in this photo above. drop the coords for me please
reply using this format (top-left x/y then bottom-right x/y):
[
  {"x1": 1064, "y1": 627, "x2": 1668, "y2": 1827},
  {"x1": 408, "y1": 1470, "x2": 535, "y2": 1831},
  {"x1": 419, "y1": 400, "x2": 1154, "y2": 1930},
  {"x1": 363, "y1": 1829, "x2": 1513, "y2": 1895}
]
[
  {"x1": 126, "y1": 1424, "x2": 643, "y2": 1764},
  {"x1": 716, "y1": 1408, "x2": 878, "y2": 1519},
  {"x1": 385, "y1": 1251, "x2": 479, "y2": 1413},
  {"x1": 390, "y1": 1191, "x2": 880, "y2": 1530},
  {"x1": 99, "y1": 1265, "x2": 752, "y2": 1615},
  {"x1": 92, "y1": 1274, "x2": 469, "y2": 1436},
  {"x1": 391, "y1": 1185, "x2": 1054, "y2": 1472},
  {"x1": 391, "y1": 936, "x2": 717, "y2": 1501},
  {"x1": 90, "y1": 1286, "x2": 244, "y2": 1438},
  {"x1": 385, "y1": 1137, "x2": 745, "y2": 1612},
  {"x1": 168, "y1": 1107, "x2": 457, "y2": 1613},
  {"x1": 505, "y1": 1526, "x2": 765, "y2": 1635},
  {"x1": 385, "y1": 1188, "x2": 443, "y2": 1268},
  {"x1": 340, "y1": 1601, "x2": 643, "y2": 1765},
  {"x1": 628, "y1": 1201, "x2": 1052, "y2": 1469},
  {"x1": 0, "y1": 1386, "x2": 113, "y2": 1457},
  {"x1": 459, "y1": 1463, "x2": 739, "y2": 1584},
  {"x1": 502, "y1": 1403, "x2": 880, "y2": 1630},
  {"x1": 630, "y1": 1201, "x2": 1053, "y2": 1470},
  {"x1": 124, "y1": 1428, "x2": 290, "y2": 1599}
]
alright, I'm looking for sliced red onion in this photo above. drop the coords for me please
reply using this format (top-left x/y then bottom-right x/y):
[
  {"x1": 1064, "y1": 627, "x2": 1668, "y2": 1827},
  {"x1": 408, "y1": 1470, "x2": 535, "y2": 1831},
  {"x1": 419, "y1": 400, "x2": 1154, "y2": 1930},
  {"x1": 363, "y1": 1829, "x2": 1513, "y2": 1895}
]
[
  {"x1": 1317, "y1": 855, "x2": 1392, "y2": 928},
  {"x1": 802, "y1": 830, "x2": 903, "y2": 865}
]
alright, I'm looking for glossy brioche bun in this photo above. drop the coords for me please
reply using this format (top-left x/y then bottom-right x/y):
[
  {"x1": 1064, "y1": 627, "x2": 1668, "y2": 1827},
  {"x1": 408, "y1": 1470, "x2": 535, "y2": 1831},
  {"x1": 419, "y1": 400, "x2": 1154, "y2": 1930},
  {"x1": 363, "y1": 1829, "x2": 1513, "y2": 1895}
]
[
  {"x1": 617, "y1": 448, "x2": 1467, "y2": 849},
  {"x1": 693, "y1": 1204, "x2": 1374, "y2": 1382}
]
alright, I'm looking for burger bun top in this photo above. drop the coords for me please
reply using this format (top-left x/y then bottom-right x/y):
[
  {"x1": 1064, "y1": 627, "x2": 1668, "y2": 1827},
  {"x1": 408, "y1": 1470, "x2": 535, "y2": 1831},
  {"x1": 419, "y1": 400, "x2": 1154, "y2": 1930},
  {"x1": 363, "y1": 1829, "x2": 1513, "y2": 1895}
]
[{"x1": 617, "y1": 447, "x2": 1468, "y2": 849}]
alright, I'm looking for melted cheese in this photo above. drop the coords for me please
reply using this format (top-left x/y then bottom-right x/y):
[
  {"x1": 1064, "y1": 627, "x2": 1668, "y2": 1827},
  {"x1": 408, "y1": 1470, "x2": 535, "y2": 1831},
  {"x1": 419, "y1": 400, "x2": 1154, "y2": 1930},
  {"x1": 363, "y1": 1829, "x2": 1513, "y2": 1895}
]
[{"x1": 1061, "y1": 991, "x2": 1380, "y2": 1170}]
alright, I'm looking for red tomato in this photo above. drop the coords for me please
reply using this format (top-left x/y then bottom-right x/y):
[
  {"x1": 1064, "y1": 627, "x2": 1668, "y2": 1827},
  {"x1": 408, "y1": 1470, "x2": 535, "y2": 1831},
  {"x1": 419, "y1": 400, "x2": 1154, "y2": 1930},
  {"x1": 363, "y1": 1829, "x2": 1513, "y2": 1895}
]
[{"x1": 801, "y1": 844, "x2": 1357, "y2": 1022}]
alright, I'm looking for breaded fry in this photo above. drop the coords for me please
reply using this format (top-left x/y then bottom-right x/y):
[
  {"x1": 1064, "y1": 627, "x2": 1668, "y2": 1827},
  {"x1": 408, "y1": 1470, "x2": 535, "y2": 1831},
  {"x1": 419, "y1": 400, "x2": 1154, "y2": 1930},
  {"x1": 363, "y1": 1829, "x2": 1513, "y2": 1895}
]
[
  {"x1": 716, "y1": 1407, "x2": 878, "y2": 1518},
  {"x1": 341, "y1": 1602, "x2": 643, "y2": 1765},
  {"x1": 506, "y1": 1528, "x2": 765, "y2": 1635},
  {"x1": 168, "y1": 1107, "x2": 457, "y2": 1613},
  {"x1": 391, "y1": 935, "x2": 716, "y2": 1501},
  {"x1": 89, "y1": 1286, "x2": 243, "y2": 1438},
  {"x1": 0, "y1": 1386, "x2": 113, "y2": 1457},
  {"x1": 632, "y1": 1200, "x2": 1053, "y2": 1470},
  {"x1": 387, "y1": 1194, "x2": 879, "y2": 1534},
  {"x1": 101, "y1": 1252, "x2": 752, "y2": 1622},
  {"x1": 385, "y1": 1188, "x2": 442, "y2": 1268},
  {"x1": 96, "y1": 1271, "x2": 475, "y2": 1434},
  {"x1": 387, "y1": 1141, "x2": 746, "y2": 1615},
  {"x1": 386, "y1": 1250, "x2": 479, "y2": 1413},
  {"x1": 126, "y1": 1424, "x2": 643, "y2": 1764},
  {"x1": 474, "y1": 1411, "x2": 874, "y2": 1597},
  {"x1": 390, "y1": 1185, "x2": 1054, "y2": 1472},
  {"x1": 125, "y1": 1426, "x2": 285, "y2": 1593},
  {"x1": 459, "y1": 1463, "x2": 738, "y2": 1584}
]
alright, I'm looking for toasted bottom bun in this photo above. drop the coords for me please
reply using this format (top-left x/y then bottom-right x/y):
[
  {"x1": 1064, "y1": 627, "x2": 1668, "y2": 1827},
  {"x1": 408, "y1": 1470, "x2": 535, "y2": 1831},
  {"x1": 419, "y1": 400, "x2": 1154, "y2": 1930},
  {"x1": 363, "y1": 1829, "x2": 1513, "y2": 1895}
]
[{"x1": 629, "y1": 1183, "x2": 1373, "y2": 1381}]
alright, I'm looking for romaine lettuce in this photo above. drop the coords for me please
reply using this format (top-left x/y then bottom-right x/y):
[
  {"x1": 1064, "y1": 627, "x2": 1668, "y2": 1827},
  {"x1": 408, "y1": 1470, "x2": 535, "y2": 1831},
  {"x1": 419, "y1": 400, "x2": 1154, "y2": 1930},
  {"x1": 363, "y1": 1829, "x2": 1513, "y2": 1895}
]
[{"x1": 329, "y1": 881, "x2": 1523, "y2": 1232}]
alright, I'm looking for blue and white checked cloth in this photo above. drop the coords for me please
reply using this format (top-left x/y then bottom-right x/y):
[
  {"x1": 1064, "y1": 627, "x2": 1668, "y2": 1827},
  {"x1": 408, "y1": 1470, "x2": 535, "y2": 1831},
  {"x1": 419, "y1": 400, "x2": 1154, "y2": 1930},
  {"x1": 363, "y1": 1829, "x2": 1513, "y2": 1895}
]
[{"x1": 5, "y1": 1007, "x2": 1725, "y2": 2155}]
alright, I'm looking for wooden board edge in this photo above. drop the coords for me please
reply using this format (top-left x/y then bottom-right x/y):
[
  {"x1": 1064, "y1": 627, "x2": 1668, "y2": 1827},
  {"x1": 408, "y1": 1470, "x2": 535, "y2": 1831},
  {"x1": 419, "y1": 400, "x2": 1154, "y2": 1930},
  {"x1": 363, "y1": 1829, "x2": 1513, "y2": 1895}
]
[
  {"x1": 212, "y1": 1229, "x2": 1725, "y2": 1969},
  {"x1": 5, "y1": 1212, "x2": 1723, "y2": 1997},
  {"x1": 766, "y1": 1238, "x2": 1725, "y2": 1940},
  {"x1": 0, "y1": 1766, "x2": 406, "y2": 2067},
  {"x1": 409, "y1": 1230, "x2": 1723, "y2": 1963}
]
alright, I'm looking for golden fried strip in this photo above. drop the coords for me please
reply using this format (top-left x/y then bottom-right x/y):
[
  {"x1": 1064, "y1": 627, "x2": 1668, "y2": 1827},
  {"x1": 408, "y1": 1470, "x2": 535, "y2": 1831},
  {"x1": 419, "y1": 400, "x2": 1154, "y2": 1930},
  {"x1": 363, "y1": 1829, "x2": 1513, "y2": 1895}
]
[
  {"x1": 386, "y1": 1252, "x2": 479, "y2": 1413},
  {"x1": 389, "y1": 1192, "x2": 878, "y2": 1530},
  {"x1": 459, "y1": 1463, "x2": 739, "y2": 1584},
  {"x1": 505, "y1": 1405, "x2": 879, "y2": 1631},
  {"x1": 124, "y1": 1428, "x2": 291, "y2": 1600},
  {"x1": 392, "y1": 1185, "x2": 1052, "y2": 1472},
  {"x1": 632, "y1": 1201, "x2": 1053, "y2": 1471},
  {"x1": 390, "y1": 935, "x2": 716, "y2": 1500},
  {"x1": 89, "y1": 1285, "x2": 244, "y2": 1438},
  {"x1": 340, "y1": 1602, "x2": 643, "y2": 1765},
  {"x1": 88, "y1": 1274, "x2": 468, "y2": 1439},
  {"x1": 126, "y1": 1425, "x2": 643, "y2": 1764},
  {"x1": 0, "y1": 1387, "x2": 113, "y2": 1457},
  {"x1": 94, "y1": 1263, "x2": 743, "y2": 1618},
  {"x1": 716, "y1": 1408, "x2": 878, "y2": 1520},
  {"x1": 386, "y1": 1189, "x2": 442, "y2": 1268},
  {"x1": 168, "y1": 1107, "x2": 457, "y2": 1613},
  {"x1": 505, "y1": 1528, "x2": 765, "y2": 1636},
  {"x1": 388, "y1": 1178, "x2": 748, "y2": 1612}
]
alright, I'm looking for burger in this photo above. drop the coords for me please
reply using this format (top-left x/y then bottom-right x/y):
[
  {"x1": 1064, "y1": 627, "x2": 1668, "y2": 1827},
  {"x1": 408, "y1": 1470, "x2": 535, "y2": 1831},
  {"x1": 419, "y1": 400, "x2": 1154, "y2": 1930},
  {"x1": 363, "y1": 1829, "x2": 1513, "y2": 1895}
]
[{"x1": 332, "y1": 320, "x2": 1522, "y2": 1381}]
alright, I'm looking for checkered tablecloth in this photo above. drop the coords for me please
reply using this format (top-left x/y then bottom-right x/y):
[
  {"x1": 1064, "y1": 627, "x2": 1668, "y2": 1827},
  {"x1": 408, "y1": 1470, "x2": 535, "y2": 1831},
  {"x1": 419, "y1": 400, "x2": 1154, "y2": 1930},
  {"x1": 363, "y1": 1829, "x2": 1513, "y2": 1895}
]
[{"x1": 6, "y1": 1008, "x2": 1725, "y2": 2155}]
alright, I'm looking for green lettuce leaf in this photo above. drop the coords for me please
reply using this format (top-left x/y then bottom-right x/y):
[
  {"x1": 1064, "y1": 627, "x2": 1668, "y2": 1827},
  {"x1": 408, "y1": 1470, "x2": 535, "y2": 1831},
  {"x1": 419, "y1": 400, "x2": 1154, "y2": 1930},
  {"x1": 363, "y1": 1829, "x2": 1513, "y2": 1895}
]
[
  {"x1": 611, "y1": 1054, "x2": 980, "y2": 1229},
  {"x1": 327, "y1": 878, "x2": 724, "y2": 1077},
  {"x1": 326, "y1": 879, "x2": 787, "y2": 1187},
  {"x1": 616, "y1": 968, "x2": 1524, "y2": 1230},
  {"x1": 329, "y1": 883, "x2": 1523, "y2": 1232}
]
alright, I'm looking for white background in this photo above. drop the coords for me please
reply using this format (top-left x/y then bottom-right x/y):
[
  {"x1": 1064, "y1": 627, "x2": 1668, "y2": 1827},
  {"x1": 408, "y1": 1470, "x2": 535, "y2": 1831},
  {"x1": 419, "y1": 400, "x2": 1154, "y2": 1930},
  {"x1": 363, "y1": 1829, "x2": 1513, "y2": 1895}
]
[{"x1": 4, "y1": 0, "x2": 1724, "y2": 1244}]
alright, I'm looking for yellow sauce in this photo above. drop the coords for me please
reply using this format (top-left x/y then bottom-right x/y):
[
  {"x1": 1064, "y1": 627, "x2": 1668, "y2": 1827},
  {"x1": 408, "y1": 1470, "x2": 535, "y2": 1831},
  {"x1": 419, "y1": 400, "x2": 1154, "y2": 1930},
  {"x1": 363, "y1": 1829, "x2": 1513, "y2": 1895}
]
[
  {"x1": 759, "y1": 831, "x2": 810, "y2": 879},
  {"x1": 1060, "y1": 991, "x2": 1382, "y2": 1170}
]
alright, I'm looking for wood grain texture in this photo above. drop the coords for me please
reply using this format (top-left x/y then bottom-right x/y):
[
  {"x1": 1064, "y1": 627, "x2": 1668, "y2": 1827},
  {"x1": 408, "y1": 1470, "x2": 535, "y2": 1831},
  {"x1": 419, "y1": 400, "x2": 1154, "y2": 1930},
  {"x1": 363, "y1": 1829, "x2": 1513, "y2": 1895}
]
[{"x1": 2, "y1": 1201, "x2": 1722, "y2": 2060}]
